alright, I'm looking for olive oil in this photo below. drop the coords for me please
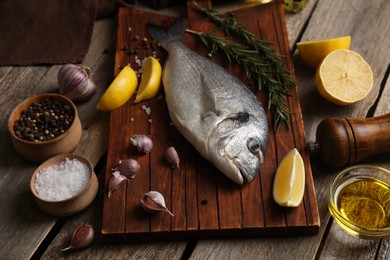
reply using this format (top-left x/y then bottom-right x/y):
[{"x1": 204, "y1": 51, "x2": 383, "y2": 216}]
[{"x1": 337, "y1": 178, "x2": 390, "y2": 229}]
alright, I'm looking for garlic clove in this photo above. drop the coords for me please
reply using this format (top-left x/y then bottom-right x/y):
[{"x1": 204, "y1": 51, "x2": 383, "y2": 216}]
[
  {"x1": 141, "y1": 191, "x2": 174, "y2": 216},
  {"x1": 61, "y1": 224, "x2": 95, "y2": 251},
  {"x1": 165, "y1": 146, "x2": 180, "y2": 169},
  {"x1": 108, "y1": 171, "x2": 127, "y2": 198},
  {"x1": 117, "y1": 159, "x2": 141, "y2": 179},
  {"x1": 58, "y1": 64, "x2": 97, "y2": 102},
  {"x1": 130, "y1": 134, "x2": 153, "y2": 154}
]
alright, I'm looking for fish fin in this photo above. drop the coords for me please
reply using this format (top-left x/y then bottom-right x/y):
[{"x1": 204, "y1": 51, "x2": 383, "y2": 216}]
[
  {"x1": 200, "y1": 75, "x2": 219, "y2": 122},
  {"x1": 147, "y1": 17, "x2": 185, "y2": 48}
]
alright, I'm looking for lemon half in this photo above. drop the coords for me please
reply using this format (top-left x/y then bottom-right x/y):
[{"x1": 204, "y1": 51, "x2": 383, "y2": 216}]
[
  {"x1": 297, "y1": 36, "x2": 351, "y2": 68},
  {"x1": 273, "y1": 148, "x2": 305, "y2": 207},
  {"x1": 134, "y1": 56, "x2": 162, "y2": 103},
  {"x1": 97, "y1": 66, "x2": 138, "y2": 111},
  {"x1": 316, "y1": 49, "x2": 373, "y2": 105}
]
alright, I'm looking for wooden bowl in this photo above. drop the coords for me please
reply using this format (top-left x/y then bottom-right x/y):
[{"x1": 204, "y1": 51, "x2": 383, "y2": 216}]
[
  {"x1": 30, "y1": 154, "x2": 98, "y2": 217},
  {"x1": 8, "y1": 93, "x2": 82, "y2": 162}
]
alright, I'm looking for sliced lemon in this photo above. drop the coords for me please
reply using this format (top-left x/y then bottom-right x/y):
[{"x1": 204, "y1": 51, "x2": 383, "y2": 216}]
[
  {"x1": 316, "y1": 49, "x2": 373, "y2": 105},
  {"x1": 273, "y1": 148, "x2": 305, "y2": 207},
  {"x1": 134, "y1": 56, "x2": 162, "y2": 103},
  {"x1": 97, "y1": 66, "x2": 138, "y2": 111},
  {"x1": 297, "y1": 36, "x2": 351, "y2": 68}
]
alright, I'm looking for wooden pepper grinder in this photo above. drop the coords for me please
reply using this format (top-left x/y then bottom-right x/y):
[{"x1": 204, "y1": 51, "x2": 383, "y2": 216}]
[{"x1": 307, "y1": 113, "x2": 390, "y2": 167}]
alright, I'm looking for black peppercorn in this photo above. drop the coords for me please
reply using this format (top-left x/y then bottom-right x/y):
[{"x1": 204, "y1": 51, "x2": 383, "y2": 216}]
[{"x1": 13, "y1": 98, "x2": 74, "y2": 142}]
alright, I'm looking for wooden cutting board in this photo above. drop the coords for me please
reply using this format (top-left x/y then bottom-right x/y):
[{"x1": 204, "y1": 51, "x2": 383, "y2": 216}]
[{"x1": 102, "y1": 0, "x2": 319, "y2": 242}]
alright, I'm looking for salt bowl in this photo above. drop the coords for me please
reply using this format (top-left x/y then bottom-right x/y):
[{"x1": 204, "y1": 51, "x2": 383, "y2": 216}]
[{"x1": 30, "y1": 154, "x2": 98, "y2": 217}]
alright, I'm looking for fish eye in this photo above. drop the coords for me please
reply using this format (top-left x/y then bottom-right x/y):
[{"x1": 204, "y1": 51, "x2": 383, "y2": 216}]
[{"x1": 247, "y1": 138, "x2": 260, "y2": 153}]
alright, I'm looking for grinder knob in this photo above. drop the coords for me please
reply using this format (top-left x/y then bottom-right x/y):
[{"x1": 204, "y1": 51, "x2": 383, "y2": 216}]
[{"x1": 308, "y1": 113, "x2": 390, "y2": 167}]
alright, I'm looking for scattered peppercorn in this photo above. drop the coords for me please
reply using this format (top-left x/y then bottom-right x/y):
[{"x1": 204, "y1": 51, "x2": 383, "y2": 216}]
[{"x1": 13, "y1": 98, "x2": 74, "y2": 142}]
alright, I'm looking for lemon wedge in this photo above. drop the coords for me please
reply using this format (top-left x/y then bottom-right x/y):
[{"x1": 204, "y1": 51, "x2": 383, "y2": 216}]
[
  {"x1": 134, "y1": 56, "x2": 162, "y2": 103},
  {"x1": 316, "y1": 49, "x2": 373, "y2": 105},
  {"x1": 297, "y1": 36, "x2": 351, "y2": 68},
  {"x1": 273, "y1": 148, "x2": 305, "y2": 207},
  {"x1": 97, "y1": 66, "x2": 138, "y2": 111}
]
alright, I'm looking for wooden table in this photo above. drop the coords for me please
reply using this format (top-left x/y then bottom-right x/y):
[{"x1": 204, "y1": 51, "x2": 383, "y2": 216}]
[{"x1": 0, "y1": 0, "x2": 389, "y2": 259}]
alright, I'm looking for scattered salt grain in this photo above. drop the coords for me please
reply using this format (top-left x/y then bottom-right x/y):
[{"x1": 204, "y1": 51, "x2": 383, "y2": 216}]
[
  {"x1": 135, "y1": 56, "x2": 142, "y2": 67},
  {"x1": 34, "y1": 158, "x2": 90, "y2": 202},
  {"x1": 142, "y1": 106, "x2": 151, "y2": 116},
  {"x1": 141, "y1": 105, "x2": 151, "y2": 116},
  {"x1": 148, "y1": 119, "x2": 152, "y2": 123},
  {"x1": 130, "y1": 117, "x2": 134, "y2": 122},
  {"x1": 141, "y1": 105, "x2": 152, "y2": 116},
  {"x1": 112, "y1": 170, "x2": 120, "y2": 178}
]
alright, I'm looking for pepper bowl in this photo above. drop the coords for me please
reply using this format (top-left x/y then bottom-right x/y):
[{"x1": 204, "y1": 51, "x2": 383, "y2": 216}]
[
  {"x1": 328, "y1": 164, "x2": 390, "y2": 239},
  {"x1": 30, "y1": 154, "x2": 98, "y2": 217},
  {"x1": 8, "y1": 93, "x2": 82, "y2": 162}
]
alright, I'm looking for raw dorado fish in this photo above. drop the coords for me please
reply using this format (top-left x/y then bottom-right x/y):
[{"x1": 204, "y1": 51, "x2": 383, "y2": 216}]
[{"x1": 147, "y1": 18, "x2": 268, "y2": 185}]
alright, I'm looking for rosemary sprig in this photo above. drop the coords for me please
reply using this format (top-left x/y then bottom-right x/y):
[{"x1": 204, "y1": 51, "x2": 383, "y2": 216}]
[
  {"x1": 192, "y1": 1, "x2": 295, "y2": 129},
  {"x1": 186, "y1": 29, "x2": 291, "y2": 129}
]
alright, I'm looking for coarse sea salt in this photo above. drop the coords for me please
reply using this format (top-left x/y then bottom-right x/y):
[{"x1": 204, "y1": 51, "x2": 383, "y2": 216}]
[
  {"x1": 34, "y1": 158, "x2": 90, "y2": 202},
  {"x1": 141, "y1": 106, "x2": 151, "y2": 116}
]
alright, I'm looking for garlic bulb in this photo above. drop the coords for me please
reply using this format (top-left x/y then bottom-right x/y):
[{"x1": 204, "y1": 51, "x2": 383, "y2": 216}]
[
  {"x1": 130, "y1": 134, "x2": 153, "y2": 154},
  {"x1": 141, "y1": 191, "x2": 173, "y2": 216},
  {"x1": 107, "y1": 171, "x2": 127, "y2": 198},
  {"x1": 61, "y1": 224, "x2": 95, "y2": 251},
  {"x1": 165, "y1": 146, "x2": 180, "y2": 169},
  {"x1": 58, "y1": 64, "x2": 97, "y2": 102},
  {"x1": 116, "y1": 159, "x2": 141, "y2": 179}
]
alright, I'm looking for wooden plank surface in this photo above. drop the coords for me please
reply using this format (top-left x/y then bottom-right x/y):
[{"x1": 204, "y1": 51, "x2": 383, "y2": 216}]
[
  {"x1": 191, "y1": 0, "x2": 390, "y2": 259},
  {"x1": 0, "y1": 18, "x2": 114, "y2": 259},
  {"x1": 101, "y1": 0, "x2": 319, "y2": 241},
  {"x1": 1, "y1": 0, "x2": 389, "y2": 259}
]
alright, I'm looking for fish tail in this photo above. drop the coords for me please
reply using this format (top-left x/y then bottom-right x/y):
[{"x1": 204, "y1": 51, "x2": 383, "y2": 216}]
[{"x1": 147, "y1": 17, "x2": 185, "y2": 48}]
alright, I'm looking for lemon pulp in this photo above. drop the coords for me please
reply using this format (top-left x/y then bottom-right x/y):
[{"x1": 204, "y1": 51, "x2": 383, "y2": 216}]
[
  {"x1": 316, "y1": 49, "x2": 373, "y2": 105},
  {"x1": 273, "y1": 148, "x2": 305, "y2": 207}
]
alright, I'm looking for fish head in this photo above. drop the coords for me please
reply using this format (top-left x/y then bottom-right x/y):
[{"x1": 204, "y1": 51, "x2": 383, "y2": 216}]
[{"x1": 208, "y1": 112, "x2": 268, "y2": 185}]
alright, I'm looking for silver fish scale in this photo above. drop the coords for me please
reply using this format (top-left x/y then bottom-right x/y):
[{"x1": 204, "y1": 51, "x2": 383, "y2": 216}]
[
  {"x1": 146, "y1": 14, "x2": 269, "y2": 184},
  {"x1": 163, "y1": 41, "x2": 267, "y2": 162}
]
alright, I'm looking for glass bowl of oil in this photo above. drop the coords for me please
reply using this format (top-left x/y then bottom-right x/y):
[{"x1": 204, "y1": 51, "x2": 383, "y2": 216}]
[{"x1": 329, "y1": 164, "x2": 390, "y2": 239}]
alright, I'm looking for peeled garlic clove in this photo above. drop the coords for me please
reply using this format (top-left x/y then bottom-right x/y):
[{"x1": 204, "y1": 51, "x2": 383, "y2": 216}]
[
  {"x1": 130, "y1": 134, "x2": 153, "y2": 154},
  {"x1": 61, "y1": 224, "x2": 95, "y2": 251},
  {"x1": 117, "y1": 159, "x2": 140, "y2": 179},
  {"x1": 141, "y1": 191, "x2": 174, "y2": 216},
  {"x1": 165, "y1": 146, "x2": 180, "y2": 169},
  {"x1": 108, "y1": 171, "x2": 127, "y2": 198}
]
